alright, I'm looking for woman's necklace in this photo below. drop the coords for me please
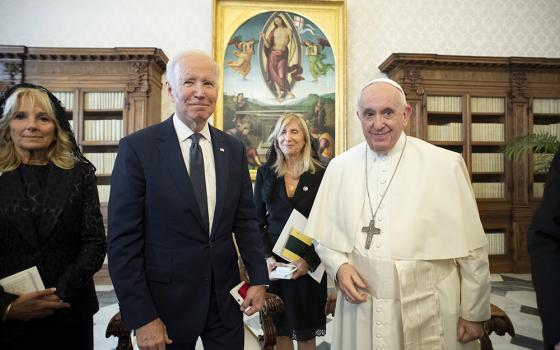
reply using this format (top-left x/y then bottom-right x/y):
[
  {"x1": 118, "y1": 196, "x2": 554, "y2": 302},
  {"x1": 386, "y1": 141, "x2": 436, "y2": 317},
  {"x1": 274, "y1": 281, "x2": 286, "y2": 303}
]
[
  {"x1": 362, "y1": 137, "x2": 407, "y2": 249},
  {"x1": 284, "y1": 171, "x2": 299, "y2": 198},
  {"x1": 286, "y1": 183, "x2": 297, "y2": 197}
]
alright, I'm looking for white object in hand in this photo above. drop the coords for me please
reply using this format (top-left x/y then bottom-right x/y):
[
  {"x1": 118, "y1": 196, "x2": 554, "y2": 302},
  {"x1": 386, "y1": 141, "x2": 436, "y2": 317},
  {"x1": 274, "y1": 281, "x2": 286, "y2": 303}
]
[
  {"x1": 0, "y1": 266, "x2": 45, "y2": 295},
  {"x1": 270, "y1": 263, "x2": 297, "y2": 279}
]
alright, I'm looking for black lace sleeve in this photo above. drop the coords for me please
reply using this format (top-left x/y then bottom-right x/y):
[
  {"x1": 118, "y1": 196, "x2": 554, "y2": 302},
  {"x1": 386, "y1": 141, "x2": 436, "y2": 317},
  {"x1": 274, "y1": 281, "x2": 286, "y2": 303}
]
[{"x1": 55, "y1": 164, "x2": 106, "y2": 300}]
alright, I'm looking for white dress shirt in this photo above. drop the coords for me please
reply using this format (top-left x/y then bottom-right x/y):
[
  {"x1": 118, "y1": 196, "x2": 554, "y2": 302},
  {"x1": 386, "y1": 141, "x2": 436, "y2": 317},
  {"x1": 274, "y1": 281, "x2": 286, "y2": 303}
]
[{"x1": 173, "y1": 114, "x2": 216, "y2": 233}]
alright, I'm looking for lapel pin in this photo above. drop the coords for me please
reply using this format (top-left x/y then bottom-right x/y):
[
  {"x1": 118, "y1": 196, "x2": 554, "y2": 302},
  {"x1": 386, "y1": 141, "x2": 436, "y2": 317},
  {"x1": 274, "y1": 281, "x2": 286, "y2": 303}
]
[
  {"x1": 219, "y1": 148, "x2": 225, "y2": 152},
  {"x1": 303, "y1": 186, "x2": 308, "y2": 192}
]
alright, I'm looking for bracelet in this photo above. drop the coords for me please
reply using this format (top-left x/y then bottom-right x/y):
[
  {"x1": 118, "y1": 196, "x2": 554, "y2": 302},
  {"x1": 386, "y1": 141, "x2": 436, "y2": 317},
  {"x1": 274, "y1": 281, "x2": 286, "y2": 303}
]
[{"x1": 3, "y1": 303, "x2": 12, "y2": 322}]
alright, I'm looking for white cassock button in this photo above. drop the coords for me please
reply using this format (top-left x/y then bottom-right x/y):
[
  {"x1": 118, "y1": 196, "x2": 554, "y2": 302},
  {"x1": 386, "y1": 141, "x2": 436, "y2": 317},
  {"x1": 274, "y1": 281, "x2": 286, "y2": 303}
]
[
  {"x1": 376, "y1": 321, "x2": 381, "y2": 325},
  {"x1": 376, "y1": 307, "x2": 381, "y2": 312},
  {"x1": 381, "y1": 179, "x2": 386, "y2": 184},
  {"x1": 303, "y1": 186, "x2": 308, "y2": 192},
  {"x1": 376, "y1": 334, "x2": 381, "y2": 338},
  {"x1": 376, "y1": 243, "x2": 381, "y2": 248},
  {"x1": 378, "y1": 216, "x2": 383, "y2": 222}
]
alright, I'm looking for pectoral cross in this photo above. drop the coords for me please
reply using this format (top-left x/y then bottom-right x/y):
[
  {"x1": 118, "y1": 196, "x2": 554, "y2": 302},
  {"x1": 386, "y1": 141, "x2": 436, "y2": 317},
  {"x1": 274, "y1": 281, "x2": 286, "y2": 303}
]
[{"x1": 362, "y1": 217, "x2": 381, "y2": 250}]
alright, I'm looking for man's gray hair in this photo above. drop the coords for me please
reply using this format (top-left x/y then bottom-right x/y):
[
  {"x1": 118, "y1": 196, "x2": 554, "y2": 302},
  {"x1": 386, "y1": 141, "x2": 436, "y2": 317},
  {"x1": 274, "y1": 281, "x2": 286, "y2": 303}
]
[
  {"x1": 166, "y1": 50, "x2": 219, "y2": 85},
  {"x1": 358, "y1": 78, "x2": 407, "y2": 107}
]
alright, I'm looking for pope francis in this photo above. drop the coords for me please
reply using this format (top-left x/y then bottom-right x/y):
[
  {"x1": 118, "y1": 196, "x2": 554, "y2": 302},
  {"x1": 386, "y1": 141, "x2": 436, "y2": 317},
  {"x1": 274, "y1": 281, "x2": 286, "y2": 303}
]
[{"x1": 305, "y1": 78, "x2": 491, "y2": 350}]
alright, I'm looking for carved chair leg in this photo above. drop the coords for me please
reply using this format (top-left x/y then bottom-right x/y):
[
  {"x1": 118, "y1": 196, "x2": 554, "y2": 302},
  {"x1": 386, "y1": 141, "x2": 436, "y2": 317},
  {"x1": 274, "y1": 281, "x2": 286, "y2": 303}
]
[
  {"x1": 105, "y1": 311, "x2": 133, "y2": 350},
  {"x1": 259, "y1": 292, "x2": 284, "y2": 350},
  {"x1": 480, "y1": 304, "x2": 515, "y2": 349}
]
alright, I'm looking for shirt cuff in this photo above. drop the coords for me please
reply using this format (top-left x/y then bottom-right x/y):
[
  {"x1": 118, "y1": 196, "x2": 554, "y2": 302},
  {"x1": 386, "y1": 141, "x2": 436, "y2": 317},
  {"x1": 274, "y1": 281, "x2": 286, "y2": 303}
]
[{"x1": 332, "y1": 257, "x2": 351, "y2": 284}]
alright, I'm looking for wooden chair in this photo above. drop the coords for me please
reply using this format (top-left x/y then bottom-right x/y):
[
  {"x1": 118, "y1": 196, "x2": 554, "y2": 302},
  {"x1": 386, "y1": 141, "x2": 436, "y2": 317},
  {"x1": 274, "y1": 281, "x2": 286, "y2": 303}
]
[
  {"x1": 258, "y1": 292, "x2": 284, "y2": 350},
  {"x1": 105, "y1": 311, "x2": 132, "y2": 350},
  {"x1": 480, "y1": 304, "x2": 516, "y2": 350}
]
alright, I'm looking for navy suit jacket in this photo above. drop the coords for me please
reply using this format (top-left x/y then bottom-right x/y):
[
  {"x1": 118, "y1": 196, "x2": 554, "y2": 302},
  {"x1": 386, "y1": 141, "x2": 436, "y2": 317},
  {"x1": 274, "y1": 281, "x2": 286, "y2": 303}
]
[{"x1": 107, "y1": 117, "x2": 269, "y2": 342}]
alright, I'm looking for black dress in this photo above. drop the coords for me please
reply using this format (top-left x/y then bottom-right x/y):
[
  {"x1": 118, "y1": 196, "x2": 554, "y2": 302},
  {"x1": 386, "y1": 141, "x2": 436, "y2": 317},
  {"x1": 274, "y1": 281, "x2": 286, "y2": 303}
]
[
  {"x1": 0, "y1": 163, "x2": 106, "y2": 350},
  {"x1": 254, "y1": 164, "x2": 327, "y2": 341}
]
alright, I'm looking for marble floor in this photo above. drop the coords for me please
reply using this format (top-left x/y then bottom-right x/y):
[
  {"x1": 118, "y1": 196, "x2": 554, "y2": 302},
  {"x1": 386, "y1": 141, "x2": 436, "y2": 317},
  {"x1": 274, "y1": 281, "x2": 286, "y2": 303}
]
[{"x1": 94, "y1": 273, "x2": 544, "y2": 350}]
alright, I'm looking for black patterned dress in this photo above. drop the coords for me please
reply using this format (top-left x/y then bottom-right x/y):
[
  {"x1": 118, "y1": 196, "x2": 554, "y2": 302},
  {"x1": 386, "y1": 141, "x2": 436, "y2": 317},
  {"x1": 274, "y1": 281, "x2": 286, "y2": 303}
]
[{"x1": 0, "y1": 162, "x2": 106, "y2": 350}]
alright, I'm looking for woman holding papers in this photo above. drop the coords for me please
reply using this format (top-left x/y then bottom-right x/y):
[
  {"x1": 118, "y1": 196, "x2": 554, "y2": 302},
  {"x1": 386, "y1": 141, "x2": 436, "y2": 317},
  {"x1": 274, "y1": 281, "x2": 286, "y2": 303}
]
[
  {"x1": 0, "y1": 83, "x2": 106, "y2": 350},
  {"x1": 254, "y1": 113, "x2": 326, "y2": 350}
]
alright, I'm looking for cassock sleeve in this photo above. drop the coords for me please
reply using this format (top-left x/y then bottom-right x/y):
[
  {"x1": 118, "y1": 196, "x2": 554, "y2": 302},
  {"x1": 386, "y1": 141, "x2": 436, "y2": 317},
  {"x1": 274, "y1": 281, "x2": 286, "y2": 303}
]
[
  {"x1": 306, "y1": 155, "x2": 359, "y2": 280},
  {"x1": 305, "y1": 155, "x2": 356, "y2": 254},
  {"x1": 315, "y1": 243, "x2": 349, "y2": 282},
  {"x1": 456, "y1": 246, "x2": 491, "y2": 321}
]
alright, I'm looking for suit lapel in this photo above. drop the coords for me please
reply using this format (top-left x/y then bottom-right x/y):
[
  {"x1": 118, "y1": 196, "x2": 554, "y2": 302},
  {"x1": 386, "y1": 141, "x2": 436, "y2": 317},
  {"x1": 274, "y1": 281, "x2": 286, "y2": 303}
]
[
  {"x1": 37, "y1": 163, "x2": 72, "y2": 243},
  {"x1": 0, "y1": 169, "x2": 40, "y2": 249},
  {"x1": 157, "y1": 118, "x2": 208, "y2": 233},
  {"x1": 210, "y1": 126, "x2": 228, "y2": 238}
]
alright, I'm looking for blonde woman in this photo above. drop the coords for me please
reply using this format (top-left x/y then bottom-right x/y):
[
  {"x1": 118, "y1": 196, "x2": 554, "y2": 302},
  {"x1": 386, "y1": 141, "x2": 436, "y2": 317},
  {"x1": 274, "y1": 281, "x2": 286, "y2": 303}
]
[
  {"x1": 254, "y1": 113, "x2": 326, "y2": 350},
  {"x1": 0, "y1": 83, "x2": 105, "y2": 350}
]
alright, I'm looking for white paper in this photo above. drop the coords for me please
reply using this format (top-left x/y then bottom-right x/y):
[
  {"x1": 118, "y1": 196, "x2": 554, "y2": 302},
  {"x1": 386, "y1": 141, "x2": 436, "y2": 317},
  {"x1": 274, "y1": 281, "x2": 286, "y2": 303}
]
[
  {"x1": 0, "y1": 266, "x2": 45, "y2": 295},
  {"x1": 243, "y1": 311, "x2": 264, "y2": 338},
  {"x1": 272, "y1": 209, "x2": 325, "y2": 283},
  {"x1": 270, "y1": 263, "x2": 297, "y2": 279}
]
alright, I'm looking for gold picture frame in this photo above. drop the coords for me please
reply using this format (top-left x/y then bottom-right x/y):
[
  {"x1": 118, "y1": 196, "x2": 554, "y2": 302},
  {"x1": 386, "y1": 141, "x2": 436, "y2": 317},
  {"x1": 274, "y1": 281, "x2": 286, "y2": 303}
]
[{"x1": 213, "y1": 0, "x2": 347, "y2": 179}]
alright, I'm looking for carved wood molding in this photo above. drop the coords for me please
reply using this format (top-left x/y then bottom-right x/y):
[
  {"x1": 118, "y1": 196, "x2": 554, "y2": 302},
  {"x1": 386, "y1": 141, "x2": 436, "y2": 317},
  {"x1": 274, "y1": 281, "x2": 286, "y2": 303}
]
[
  {"x1": 0, "y1": 46, "x2": 168, "y2": 71},
  {"x1": 127, "y1": 62, "x2": 150, "y2": 94},
  {"x1": 0, "y1": 45, "x2": 26, "y2": 60},
  {"x1": 511, "y1": 71, "x2": 528, "y2": 100},
  {"x1": 379, "y1": 53, "x2": 560, "y2": 74},
  {"x1": 401, "y1": 68, "x2": 425, "y2": 97},
  {"x1": 2, "y1": 62, "x2": 24, "y2": 86}
]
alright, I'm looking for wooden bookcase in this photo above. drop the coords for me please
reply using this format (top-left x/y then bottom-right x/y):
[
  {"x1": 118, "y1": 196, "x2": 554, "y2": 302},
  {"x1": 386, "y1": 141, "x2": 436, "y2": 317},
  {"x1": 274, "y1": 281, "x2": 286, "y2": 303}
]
[
  {"x1": 531, "y1": 98, "x2": 560, "y2": 198},
  {"x1": 379, "y1": 53, "x2": 560, "y2": 273},
  {"x1": 0, "y1": 46, "x2": 168, "y2": 227}
]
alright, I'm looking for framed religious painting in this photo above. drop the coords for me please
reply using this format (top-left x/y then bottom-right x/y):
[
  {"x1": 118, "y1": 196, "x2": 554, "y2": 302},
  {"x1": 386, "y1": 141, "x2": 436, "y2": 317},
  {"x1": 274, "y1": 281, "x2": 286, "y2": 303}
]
[{"x1": 213, "y1": 0, "x2": 347, "y2": 179}]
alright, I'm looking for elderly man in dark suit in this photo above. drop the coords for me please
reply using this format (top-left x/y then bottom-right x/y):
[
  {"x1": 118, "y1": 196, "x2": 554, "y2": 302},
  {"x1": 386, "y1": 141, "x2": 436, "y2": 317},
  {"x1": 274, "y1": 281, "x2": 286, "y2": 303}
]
[
  {"x1": 107, "y1": 51, "x2": 269, "y2": 350},
  {"x1": 528, "y1": 150, "x2": 560, "y2": 350}
]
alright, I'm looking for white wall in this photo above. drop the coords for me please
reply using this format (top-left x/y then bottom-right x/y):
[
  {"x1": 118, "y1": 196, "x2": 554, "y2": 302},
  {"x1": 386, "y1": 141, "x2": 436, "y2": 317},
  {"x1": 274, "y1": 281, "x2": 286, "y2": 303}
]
[
  {"x1": 0, "y1": 0, "x2": 213, "y2": 55},
  {"x1": 1, "y1": 0, "x2": 559, "y2": 147}
]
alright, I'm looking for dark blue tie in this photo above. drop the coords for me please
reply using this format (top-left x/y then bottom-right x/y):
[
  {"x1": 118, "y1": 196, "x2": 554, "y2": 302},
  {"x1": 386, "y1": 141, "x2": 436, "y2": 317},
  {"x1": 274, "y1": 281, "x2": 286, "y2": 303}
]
[{"x1": 189, "y1": 133, "x2": 208, "y2": 228}]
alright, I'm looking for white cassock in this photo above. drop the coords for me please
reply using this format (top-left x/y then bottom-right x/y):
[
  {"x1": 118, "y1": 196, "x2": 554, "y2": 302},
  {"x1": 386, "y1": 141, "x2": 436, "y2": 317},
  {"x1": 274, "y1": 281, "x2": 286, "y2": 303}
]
[{"x1": 306, "y1": 133, "x2": 491, "y2": 350}]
